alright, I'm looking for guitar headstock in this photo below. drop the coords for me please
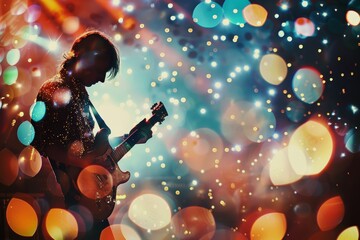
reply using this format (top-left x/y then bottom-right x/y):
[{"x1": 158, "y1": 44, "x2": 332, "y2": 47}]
[{"x1": 150, "y1": 102, "x2": 168, "y2": 125}]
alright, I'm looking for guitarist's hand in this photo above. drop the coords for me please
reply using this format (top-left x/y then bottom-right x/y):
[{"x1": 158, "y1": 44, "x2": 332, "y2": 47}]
[{"x1": 130, "y1": 118, "x2": 153, "y2": 144}]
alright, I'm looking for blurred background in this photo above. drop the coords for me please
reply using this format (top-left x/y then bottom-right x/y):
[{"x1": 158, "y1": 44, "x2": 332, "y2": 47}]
[{"x1": 1, "y1": 0, "x2": 359, "y2": 239}]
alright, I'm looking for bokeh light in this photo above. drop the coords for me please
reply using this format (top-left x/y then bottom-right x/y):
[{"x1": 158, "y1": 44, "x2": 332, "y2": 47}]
[
  {"x1": 30, "y1": 101, "x2": 46, "y2": 122},
  {"x1": 45, "y1": 208, "x2": 78, "y2": 240},
  {"x1": 6, "y1": 48, "x2": 21, "y2": 65},
  {"x1": 288, "y1": 120, "x2": 333, "y2": 175},
  {"x1": 68, "y1": 204, "x2": 94, "y2": 235},
  {"x1": 123, "y1": 224, "x2": 142, "y2": 240},
  {"x1": 269, "y1": 147, "x2": 303, "y2": 186},
  {"x1": 346, "y1": 10, "x2": 360, "y2": 26},
  {"x1": 3, "y1": 66, "x2": 18, "y2": 85},
  {"x1": 243, "y1": 106, "x2": 276, "y2": 143},
  {"x1": 220, "y1": 101, "x2": 252, "y2": 147},
  {"x1": 12, "y1": 35, "x2": 28, "y2": 48},
  {"x1": 77, "y1": 165, "x2": 113, "y2": 199},
  {"x1": 243, "y1": 4, "x2": 268, "y2": 27},
  {"x1": 250, "y1": 212, "x2": 287, "y2": 240},
  {"x1": 317, "y1": 196, "x2": 344, "y2": 231},
  {"x1": 295, "y1": 17, "x2": 315, "y2": 38},
  {"x1": 24, "y1": 4, "x2": 42, "y2": 23},
  {"x1": 17, "y1": 120, "x2": 35, "y2": 146},
  {"x1": 337, "y1": 226, "x2": 359, "y2": 240},
  {"x1": 6, "y1": 197, "x2": 39, "y2": 237},
  {"x1": 344, "y1": 128, "x2": 360, "y2": 153},
  {"x1": 292, "y1": 67, "x2": 324, "y2": 104},
  {"x1": 259, "y1": 53, "x2": 288, "y2": 85},
  {"x1": 100, "y1": 224, "x2": 141, "y2": 240},
  {"x1": 222, "y1": 0, "x2": 250, "y2": 25},
  {"x1": 192, "y1": 1, "x2": 223, "y2": 28},
  {"x1": 177, "y1": 128, "x2": 224, "y2": 172},
  {"x1": 18, "y1": 24, "x2": 41, "y2": 41},
  {"x1": 18, "y1": 145, "x2": 42, "y2": 177},
  {"x1": 128, "y1": 193, "x2": 171, "y2": 230},
  {"x1": 100, "y1": 224, "x2": 126, "y2": 240},
  {"x1": 10, "y1": 1, "x2": 27, "y2": 15},
  {"x1": 171, "y1": 206, "x2": 216, "y2": 240},
  {"x1": 0, "y1": 148, "x2": 19, "y2": 186},
  {"x1": 53, "y1": 88, "x2": 72, "y2": 107},
  {"x1": 62, "y1": 16, "x2": 80, "y2": 34}
]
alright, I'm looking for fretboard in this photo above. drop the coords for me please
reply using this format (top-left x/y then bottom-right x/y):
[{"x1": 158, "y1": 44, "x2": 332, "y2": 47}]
[
  {"x1": 111, "y1": 108, "x2": 167, "y2": 162},
  {"x1": 111, "y1": 130, "x2": 143, "y2": 162},
  {"x1": 110, "y1": 115, "x2": 160, "y2": 162}
]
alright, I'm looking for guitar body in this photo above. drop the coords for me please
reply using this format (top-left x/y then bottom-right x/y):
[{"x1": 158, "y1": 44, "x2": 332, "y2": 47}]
[
  {"x1": 66, "y1": 129, "x2": 130, "y2": 221},
  {"x1": 63, "y1": 102, "x2": 167, "y2": 221}
]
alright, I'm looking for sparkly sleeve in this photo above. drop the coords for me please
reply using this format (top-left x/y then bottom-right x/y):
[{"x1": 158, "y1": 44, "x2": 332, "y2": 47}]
[
  {"x1": 31, "y1": 78, "x2": 95, "y2": 158},
  {"x1": 31, "y1": 80, "x2": 72, "y2": 156}
]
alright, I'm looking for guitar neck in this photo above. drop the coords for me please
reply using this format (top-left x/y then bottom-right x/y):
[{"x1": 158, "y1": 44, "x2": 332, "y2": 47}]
[
  {"x1": 111, "y1": 131, "x2": 140, "y2": 161},
  {"x1": 111, "y1": 115, "x2": 159, "y2": 162}
]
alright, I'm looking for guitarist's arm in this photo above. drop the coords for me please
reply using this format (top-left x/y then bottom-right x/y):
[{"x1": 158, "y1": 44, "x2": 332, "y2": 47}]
[
  {"x1": 110, "y1": 119, "x2": 153, "y2": 160},
  {"x1": 109, "y1": 118, "x2": 152, "y2": 144},
  {"x1": 129, "y1": 118, "x2": 153, "y2": 144}
]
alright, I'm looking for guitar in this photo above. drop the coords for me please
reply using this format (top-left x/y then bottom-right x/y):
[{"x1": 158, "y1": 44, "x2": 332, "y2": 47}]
[{"x1": 66, "y1": 102, "x2": 168, "y2": 220}]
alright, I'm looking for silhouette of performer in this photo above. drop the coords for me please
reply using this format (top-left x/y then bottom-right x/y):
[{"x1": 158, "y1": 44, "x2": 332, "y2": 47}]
[{"x1": 31, "y1": 30, "x2": 152, "y2": 239}]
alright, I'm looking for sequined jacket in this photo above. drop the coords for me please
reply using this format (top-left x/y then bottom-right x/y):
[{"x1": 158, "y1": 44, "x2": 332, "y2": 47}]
[{"x1": 31, "y1": 74, "x2": 95, "y2": 159}]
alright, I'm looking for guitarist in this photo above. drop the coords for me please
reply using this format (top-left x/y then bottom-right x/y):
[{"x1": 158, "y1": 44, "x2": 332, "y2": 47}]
[{"x1": 31, "y1": 30, "x2": 152, "y2": 239}]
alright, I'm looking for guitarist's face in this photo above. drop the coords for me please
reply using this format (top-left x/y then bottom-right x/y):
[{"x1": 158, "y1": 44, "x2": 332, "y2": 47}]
[{"x1": 74, "y1": 49, "x2": 112, "y2": 87}]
